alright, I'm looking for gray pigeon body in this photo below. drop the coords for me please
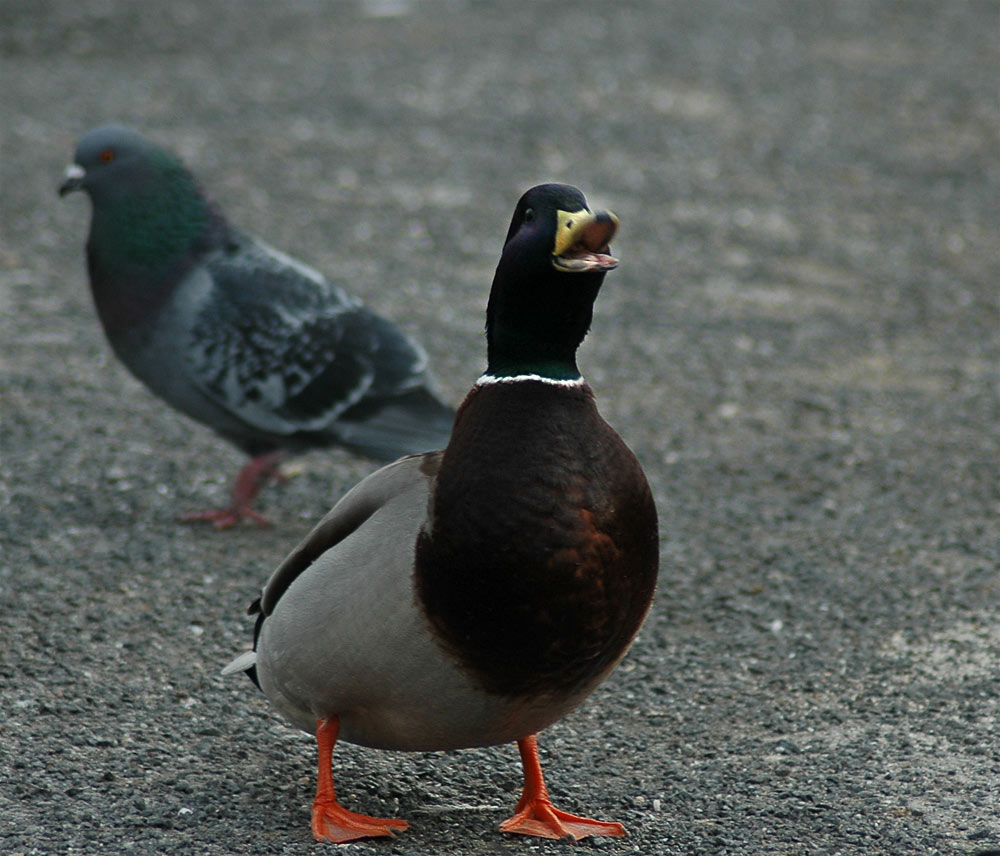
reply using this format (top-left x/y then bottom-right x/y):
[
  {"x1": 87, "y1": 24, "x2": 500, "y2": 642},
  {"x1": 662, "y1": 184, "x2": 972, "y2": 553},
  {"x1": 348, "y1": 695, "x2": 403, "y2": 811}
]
[{"x1": 60, "y1": 125, "x2": 454, "y2": 526}]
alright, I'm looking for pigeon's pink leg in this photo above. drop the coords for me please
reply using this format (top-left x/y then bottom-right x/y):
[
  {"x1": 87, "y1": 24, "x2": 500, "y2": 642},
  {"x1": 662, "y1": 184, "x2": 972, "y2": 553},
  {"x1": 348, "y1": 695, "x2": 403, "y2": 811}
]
[{"x1": 181, "y1": 450, "x2": 285, "y2": 528}]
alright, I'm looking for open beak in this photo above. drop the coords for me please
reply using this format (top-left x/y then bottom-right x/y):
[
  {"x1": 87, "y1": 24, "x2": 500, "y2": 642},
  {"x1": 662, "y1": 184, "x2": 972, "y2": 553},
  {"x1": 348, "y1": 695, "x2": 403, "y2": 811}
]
[
  {"x1": 552, "y1": 208, "x2": 619, "y2": 273},
  {"x1": 58, "y1": 164, "x2": 86, "y2": 197}
]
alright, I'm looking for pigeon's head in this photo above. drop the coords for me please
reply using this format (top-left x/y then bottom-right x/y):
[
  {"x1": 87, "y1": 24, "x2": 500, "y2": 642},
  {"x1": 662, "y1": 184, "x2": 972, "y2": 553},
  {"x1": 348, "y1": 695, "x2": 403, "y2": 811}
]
[
  {"x1": 59, "y1": 125, "x2": 220, "y2": 274},
  {"x1": 60, "y1": 125, "x2": 166, "y2": 202},
  {"x1": 59, "y1": 125, "x2": 194, "y2": 207},
  {"x1": 485, "y1": 184, "x2": 619, "y2": 381}
]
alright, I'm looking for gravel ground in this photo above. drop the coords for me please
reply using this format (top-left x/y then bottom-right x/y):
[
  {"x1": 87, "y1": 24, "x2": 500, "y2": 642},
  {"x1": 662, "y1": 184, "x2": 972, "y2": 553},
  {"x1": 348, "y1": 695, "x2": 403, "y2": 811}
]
[{"x1": 2, "y1": 2, "x2": 998, "y2": 854}]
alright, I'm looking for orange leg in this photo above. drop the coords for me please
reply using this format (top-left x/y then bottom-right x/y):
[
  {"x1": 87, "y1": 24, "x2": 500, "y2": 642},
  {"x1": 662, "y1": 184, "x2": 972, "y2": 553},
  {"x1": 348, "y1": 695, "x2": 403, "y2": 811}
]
[
  {"x1": 499, "y1": 734, "x2": 626, "y2": 841},
  {"x1": 310, "y1": 717, "x2": 409, "y2": 843},
  {"x1": 181, "y1": 450, "x2": 285, "y2": 528}
]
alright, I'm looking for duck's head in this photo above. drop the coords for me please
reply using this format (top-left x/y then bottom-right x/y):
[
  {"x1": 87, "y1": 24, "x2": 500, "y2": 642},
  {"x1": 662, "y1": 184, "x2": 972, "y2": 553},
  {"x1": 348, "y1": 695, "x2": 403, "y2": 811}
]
[{"x1": 485, "y1": 184, "x2": 618, "y2": 383}]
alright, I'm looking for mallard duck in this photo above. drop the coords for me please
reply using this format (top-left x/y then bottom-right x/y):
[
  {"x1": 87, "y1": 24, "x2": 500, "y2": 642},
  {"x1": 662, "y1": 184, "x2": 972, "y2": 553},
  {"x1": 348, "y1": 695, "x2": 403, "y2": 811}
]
[{"x1": 225, "y1": 183, "x2": 659, "y2": 842}]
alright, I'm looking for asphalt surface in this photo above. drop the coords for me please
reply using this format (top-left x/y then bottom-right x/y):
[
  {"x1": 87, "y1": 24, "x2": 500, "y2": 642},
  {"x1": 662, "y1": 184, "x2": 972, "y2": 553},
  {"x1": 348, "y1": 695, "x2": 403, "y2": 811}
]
[{"x1": 2, "y1": 2, "x2": 998, "y2": 854}]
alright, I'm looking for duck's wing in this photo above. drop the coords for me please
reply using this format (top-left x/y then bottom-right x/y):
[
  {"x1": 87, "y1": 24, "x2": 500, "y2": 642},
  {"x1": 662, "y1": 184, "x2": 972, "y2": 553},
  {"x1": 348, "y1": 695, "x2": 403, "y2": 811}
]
[
  {"x1": 258, "y1": 450, "x2": 443, "y2": 616},
  {"x1": 222, "y1": 451, "x2": 442, "y2": 680}
]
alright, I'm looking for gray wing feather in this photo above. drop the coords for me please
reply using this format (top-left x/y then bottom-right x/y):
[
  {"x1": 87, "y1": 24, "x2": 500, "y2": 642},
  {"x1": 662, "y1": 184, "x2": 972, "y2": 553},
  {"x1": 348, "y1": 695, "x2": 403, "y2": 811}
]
[
  {"x1": 183, "y1": 236, "x2": 429, "y2": 437},
  {"x1": 259, "y1": 452, "x2": 441, "y2": 615}
]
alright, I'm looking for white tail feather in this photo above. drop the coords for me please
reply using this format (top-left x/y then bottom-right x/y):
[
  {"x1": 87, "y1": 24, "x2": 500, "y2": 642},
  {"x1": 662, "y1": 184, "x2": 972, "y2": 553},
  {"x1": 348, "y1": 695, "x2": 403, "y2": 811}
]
[{"x1": 221, "y1": 650, "x2": 257, "y2": 676}]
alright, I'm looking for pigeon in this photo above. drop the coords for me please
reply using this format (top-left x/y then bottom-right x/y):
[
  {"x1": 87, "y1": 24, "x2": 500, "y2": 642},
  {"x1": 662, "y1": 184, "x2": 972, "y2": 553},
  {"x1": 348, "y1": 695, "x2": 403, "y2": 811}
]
[
  {"x1": 224, "y1": 184, "x2": 659, "y2": 842},
  {"x1": 59, "y1": 125, "x2": 454, "y2": 527}
]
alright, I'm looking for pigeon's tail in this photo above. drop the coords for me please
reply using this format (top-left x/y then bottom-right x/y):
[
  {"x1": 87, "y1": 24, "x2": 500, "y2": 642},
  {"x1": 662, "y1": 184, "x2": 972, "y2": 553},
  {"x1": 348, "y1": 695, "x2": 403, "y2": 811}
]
[{"x1": 335, "y1": 387, "x2": 456, "y2": 462}]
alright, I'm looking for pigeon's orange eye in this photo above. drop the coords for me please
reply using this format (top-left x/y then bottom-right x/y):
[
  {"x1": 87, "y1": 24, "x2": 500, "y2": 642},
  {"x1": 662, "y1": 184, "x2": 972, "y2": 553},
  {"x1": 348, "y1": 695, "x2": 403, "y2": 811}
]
[{"x1": 100, "y1": 148, "x2": 115, "y2": 163}]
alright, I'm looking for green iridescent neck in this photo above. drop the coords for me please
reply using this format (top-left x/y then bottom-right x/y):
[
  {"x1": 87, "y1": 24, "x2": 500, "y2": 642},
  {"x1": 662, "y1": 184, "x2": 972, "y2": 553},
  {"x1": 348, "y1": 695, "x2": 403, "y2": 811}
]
[
  {"x1": 89, "y1": 156, "x2": 215, "y2": 275},
  {"x1": 484, "y1": 357, "x2": 582, "y2": 382}
]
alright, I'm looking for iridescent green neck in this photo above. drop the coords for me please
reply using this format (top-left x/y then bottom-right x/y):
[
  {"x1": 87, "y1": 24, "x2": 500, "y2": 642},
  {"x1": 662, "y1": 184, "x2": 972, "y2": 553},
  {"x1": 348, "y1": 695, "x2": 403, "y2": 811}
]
[
  {"x1": 484, "y1": 357, "x2": 582, "y2": 382},
  {"x1": 89, "y1": 157, "x2": 215, "y2": 276},
  {"x1": 485, "y1": 323, "x2": 584, "y2": 382}
]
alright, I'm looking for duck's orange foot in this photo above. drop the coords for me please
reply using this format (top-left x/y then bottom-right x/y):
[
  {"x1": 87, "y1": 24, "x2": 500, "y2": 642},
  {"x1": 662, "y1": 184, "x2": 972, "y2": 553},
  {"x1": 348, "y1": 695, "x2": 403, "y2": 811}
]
[
  {"x1": 501, "y1": 735, "x2": 626, "y2": 841},
  {"x1": 311, "y1": 796, "x2": 409, "y2": 843},
  {"x1": 500, "y1": 797, "x2": 625, "y2": 841}
]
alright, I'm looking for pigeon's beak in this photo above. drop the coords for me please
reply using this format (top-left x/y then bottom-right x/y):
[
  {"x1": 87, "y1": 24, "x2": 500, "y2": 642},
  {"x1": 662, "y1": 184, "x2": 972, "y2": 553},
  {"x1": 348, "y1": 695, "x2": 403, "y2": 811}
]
[{"x1": 58, "y1": 164, "x2": 86, "y2": 197}]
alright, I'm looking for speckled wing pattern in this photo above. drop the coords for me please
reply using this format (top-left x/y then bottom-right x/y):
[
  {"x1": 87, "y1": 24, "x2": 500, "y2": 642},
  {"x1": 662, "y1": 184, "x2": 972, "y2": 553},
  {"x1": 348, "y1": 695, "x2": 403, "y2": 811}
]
[{"x1": 186, "y1": 234, "x2": 430, "y2": 438}]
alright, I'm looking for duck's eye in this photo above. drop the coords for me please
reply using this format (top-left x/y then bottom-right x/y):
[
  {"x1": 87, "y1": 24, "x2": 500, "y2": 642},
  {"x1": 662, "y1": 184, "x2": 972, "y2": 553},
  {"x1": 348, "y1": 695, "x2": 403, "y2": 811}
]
[
  {"x1": 523, "y1": 207, "x2": 535, "y2": 224},
  {"x1": 99, "y1": 148, "x2": 115, "y2": 164}
]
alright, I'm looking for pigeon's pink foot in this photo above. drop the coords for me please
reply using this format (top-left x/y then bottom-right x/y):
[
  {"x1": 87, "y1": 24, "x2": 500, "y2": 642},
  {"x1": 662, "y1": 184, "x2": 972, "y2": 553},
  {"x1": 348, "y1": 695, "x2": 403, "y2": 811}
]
[{"x1": 181, "y1": 450, "x2": 285, "y2": 528}]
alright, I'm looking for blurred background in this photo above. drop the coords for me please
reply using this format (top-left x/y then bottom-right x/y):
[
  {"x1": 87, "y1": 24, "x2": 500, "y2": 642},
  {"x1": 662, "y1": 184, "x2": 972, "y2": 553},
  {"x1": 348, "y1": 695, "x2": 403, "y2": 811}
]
[{"x1": 2, "y1": 2, "x2": 998, "y2": 854}]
